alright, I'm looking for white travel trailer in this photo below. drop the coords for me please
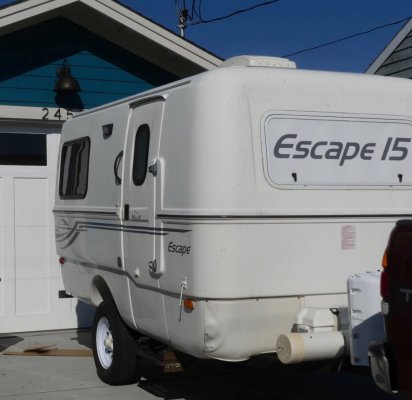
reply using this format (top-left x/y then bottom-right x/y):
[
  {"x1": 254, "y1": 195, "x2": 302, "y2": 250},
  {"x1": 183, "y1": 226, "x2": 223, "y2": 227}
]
[{"x1": 54, "y1": 56, "x2": 412, "y2": 384}]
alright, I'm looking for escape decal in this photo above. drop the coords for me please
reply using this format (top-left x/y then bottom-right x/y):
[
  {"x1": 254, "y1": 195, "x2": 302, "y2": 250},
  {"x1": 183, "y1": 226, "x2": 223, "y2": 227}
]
[
  {"x1": 263, "y1": 115, "x2": 412, "y2": 186},
  {"x1": 168, "y1": 242, "x2": 191, "y2": 256},
  {"x1": 274, "y1": 135, "x2": 410, "y2": 166}
]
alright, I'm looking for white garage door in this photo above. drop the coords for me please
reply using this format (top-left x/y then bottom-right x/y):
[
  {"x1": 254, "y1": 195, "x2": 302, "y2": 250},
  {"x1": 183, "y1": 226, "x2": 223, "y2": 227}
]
[{"x1": 0, "y1": 128, "x2": 94, "y2": 333}]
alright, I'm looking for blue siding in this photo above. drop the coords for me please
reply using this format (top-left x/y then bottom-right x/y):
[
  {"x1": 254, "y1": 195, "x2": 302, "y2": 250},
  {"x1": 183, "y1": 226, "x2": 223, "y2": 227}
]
[{"x1": 0, "y1": 18, "x2": 178, "y2": 110}]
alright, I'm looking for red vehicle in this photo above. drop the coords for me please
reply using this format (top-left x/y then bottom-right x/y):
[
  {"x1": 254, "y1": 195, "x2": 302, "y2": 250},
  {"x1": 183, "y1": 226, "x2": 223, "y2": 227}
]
[{"x1": 369, "y1": 220, "x2": 412, "y2": 398}]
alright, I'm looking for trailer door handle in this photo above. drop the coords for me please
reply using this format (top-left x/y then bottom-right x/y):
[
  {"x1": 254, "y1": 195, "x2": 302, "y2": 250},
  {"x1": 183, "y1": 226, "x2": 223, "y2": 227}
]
[
  {"x1": 149, "y1": 259, "x2": 157, "y2": 275},
  {"x1": 114, "y1": 150, "x2": 123, "y2": 185},
  {"x1": 124, "y1": 204, "x2": 129, "y2": 221},
  {"x1": 148, "y1": 162, "x2": 158, "y2": 177}
]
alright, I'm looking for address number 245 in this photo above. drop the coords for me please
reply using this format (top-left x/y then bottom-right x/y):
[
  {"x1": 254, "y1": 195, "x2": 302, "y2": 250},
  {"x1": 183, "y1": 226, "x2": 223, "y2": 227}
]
[{"x1": 42, "y1": 108, "x2": 74, "y2": 121}]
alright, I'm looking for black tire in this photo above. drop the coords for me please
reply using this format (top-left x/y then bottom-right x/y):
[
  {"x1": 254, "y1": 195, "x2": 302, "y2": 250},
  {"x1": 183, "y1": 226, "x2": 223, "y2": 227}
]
[{"x1": 92, "y1": 300, "x2": 140, "y2": 385}]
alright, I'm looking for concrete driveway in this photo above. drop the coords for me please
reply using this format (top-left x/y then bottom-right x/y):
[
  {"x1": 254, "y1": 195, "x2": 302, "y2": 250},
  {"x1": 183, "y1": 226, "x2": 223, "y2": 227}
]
[{"x1": 0, "y1": 330, "x2": 399, "y2": 400}]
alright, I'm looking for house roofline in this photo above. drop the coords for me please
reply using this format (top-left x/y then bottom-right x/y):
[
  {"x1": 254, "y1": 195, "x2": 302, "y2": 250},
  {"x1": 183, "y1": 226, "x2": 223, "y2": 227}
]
[
  {"x1": 366, "y1": 18, "x2": 412, "y2": 74},
  {"x1": 0, "y1": 0, "x2": 223, "y2": 72},
  {"x1": 111, "y1": 0, "x2": 223, "y2": 63}
]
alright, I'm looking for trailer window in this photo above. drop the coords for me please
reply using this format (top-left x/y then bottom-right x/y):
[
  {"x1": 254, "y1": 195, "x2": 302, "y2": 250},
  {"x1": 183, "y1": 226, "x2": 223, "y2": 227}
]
[
  {"x1": 132, "y1": 124, "x2": 150, "y2": 186},
  {"x1": 0, "y1": 133, "x2": 46, "y2": 165},
  {"x1": 59, "y1": 137, "x2": 90, "y2": 199}
]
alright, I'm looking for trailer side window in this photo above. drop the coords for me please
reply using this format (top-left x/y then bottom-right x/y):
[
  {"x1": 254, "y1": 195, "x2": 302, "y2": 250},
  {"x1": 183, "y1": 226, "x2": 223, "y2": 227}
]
[
  {"x1": 132, "y1": 124, "x2": 150, "y2": 186},
  {"x1": 59, "y1": 137, "x2": 90, "y2": 199}
]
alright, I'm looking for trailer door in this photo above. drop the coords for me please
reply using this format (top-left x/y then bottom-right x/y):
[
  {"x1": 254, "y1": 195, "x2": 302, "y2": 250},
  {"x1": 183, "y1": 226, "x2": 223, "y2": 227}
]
[{"x1": 122, "y1": 100, "x2": 168, "y2": 341}]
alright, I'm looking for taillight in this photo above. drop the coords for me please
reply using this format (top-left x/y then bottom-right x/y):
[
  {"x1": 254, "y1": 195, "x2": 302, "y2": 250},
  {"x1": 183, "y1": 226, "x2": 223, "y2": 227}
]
[
  {"x1": 382, "y1": 250, "x2": 388, "y2": 269},
  {"x1": 380, "y1": 249, "x2": 390, "y2": 300},
  {"x1": 380, "y1": 269, "x2": 390, "y2": 300}
]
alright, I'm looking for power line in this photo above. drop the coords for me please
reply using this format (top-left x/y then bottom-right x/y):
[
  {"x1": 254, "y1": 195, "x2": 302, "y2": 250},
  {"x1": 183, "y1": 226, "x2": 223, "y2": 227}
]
[
  {"x1": 189, "y1": 0, "x2": 280, "y2": 25},
  {"x1": 175, "y1": 0, "x2": 279, "y2": 37},
  {"x1": 283, "y1": 15, "x2": 412, "y2": 58},
  {"x1": 176, "y1": 0, "x2": 203, "y2": 36},
  {"x1": 176, "y1": 1, "x2": 411, "y2": 53},
  {"x1": 176, "y1": 0, "x2": 203, "y2": 22}
]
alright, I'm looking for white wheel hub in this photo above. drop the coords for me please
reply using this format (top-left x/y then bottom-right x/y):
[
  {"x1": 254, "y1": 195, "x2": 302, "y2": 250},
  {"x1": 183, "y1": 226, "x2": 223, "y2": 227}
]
[{"x1": 96, "y1": 317, "x2": 113, "y2": 369}]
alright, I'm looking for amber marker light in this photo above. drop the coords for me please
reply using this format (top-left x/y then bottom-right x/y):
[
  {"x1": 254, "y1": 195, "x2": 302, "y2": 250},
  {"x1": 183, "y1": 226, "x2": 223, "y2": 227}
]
[
  {"x1": 183, "y1": 299, "x2": 195, "y2": 310},
  {"x1": 382, "y1": 250, "x2": 388, "y2": 269},
  {"x1": 380, "y1": 250, "x2": 390, "y2": 300}
]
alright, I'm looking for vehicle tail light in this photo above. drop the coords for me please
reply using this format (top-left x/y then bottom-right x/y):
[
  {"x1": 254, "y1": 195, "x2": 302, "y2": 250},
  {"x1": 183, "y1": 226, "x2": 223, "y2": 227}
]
[
  {"x1": 380, "y1": 250, "x2": 390, "y2": 300},
  {"x1": 380, "y1": 269, "x2": 389, "y2": 300},
  {"x1": 382, "y1": 250, "x2": 388, "y2": 269},
  {"x1": 381, "y1": 300, "x2": 389, "y2": 316},
  {"x1": 59, "y1": 257, "x2": 66, "y2": 265}
]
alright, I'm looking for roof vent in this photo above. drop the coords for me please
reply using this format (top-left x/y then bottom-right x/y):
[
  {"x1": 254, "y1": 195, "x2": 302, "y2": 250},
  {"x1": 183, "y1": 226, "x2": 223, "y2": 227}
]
[{"x1": 220, "y1": 55, "x2": 296, "y2": 69}]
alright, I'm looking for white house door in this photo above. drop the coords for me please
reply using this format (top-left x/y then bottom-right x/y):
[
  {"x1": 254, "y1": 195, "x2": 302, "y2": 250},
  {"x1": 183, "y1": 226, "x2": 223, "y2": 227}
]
[{"x1": 0, "y1": 127, "x2": 93, "y2": 333}]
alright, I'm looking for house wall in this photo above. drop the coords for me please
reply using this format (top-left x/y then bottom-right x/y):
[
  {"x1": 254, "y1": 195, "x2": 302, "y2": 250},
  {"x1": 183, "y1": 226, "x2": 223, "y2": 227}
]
[
  {"x1": 0, "y1": 14, "x2": 181, "y2": 333},
  {"x1": 374, "y1": 31, "x2": 412, "y2": 78},
  {"x1": 0, "y1": 17, "x2": 178, "y2": 110},
  {"x1": 0, "y1": 115, "x2": 98, "y2": 333}
]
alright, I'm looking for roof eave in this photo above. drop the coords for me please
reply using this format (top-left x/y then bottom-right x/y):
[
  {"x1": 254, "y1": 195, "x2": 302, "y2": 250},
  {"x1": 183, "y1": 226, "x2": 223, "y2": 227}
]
[
  {"x1": 0, "y1": 0, "x2": 223, "y2": 75},
  {"x1": 366, "y1": 18, "x2": 412, "y2": 74}
]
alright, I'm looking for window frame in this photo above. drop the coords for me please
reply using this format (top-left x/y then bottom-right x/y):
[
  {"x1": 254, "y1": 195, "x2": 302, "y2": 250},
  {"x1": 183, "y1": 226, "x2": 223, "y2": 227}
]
[
  {"x1": 59, "y1": 136, "x2": 91, "y2": 199},
  {"x1": 132, "y1": 124, "x2": 150, "y2": 186}
]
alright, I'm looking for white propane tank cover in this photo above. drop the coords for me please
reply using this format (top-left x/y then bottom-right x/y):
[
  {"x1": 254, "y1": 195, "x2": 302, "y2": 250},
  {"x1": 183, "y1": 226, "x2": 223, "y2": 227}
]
[
  {"x1": 220, "y1": 55, "x2": 297, "y2": 69},
  {"x1": 294, "y1": 308, "x2": 337, "y2": 331},
  {"x1": 276, "y1": 332, "x2": 345, "y2": 364},
  {"x1": 276, "y1": 333, "x2": 305, "y2": 364}
]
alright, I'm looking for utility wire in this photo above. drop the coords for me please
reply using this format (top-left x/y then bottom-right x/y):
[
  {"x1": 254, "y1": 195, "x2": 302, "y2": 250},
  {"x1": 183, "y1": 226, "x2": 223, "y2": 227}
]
[
  {"x1": 176, "y1": 0, "x2": 202, "y2": 21},
  {"x1": 189, "y1": 0, "x2": 280, "y2": 25},
  {"x1": 284, "y1": 15, "x2": 412, "y2": 57}
]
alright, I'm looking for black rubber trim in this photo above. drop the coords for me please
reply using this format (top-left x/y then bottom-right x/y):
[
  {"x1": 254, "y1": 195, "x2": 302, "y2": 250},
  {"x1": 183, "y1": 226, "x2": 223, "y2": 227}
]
[
  {"x1": 157, "y1": 213, "x2": 412, "y2": 220},
  {"x1": 53, "y1": 210, "x2": 118, "y2": 216}
]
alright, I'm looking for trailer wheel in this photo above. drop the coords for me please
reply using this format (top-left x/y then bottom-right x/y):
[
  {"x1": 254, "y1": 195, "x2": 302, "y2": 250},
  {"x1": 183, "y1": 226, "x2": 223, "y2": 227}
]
[{"x1": 92, "y1": 300, "x2": 140, "y2": 385}]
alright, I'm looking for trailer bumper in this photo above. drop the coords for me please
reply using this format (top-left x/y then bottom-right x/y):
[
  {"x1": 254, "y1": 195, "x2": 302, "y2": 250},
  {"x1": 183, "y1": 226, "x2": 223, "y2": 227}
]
[{"x1": 368, "y1": 341, "x2": 397, "y2": 393}]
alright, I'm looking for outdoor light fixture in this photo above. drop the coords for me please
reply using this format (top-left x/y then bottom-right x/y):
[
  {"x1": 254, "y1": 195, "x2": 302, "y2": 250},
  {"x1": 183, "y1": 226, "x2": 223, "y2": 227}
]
[{"x1": 54, "y1": 59, "x2": 81, "y2": 94}]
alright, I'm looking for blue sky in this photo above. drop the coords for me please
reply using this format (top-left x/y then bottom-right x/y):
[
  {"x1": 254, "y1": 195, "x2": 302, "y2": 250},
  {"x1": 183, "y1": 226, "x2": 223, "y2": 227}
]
[
  {"x1": 1, "y1": 0, "x2": 412, "y2": 72},
  {"x1": 127, "y1": 0, "x2": 412, "y2": 72}
]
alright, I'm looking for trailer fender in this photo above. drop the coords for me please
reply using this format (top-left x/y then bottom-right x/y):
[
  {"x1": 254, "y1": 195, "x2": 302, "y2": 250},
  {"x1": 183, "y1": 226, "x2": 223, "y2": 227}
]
[{"x1": 91, "y1": 276, "x2": 114, "y2": 306}]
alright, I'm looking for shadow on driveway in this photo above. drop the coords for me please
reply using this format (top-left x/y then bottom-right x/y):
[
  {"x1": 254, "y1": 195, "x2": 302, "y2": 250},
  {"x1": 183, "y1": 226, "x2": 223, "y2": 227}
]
[
  {"x1": 0, "y1": 336, "x2": 24, "y2": 352},
  {"x1": 136, "y1": 357, "x2": 399, "y2": 400}
]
